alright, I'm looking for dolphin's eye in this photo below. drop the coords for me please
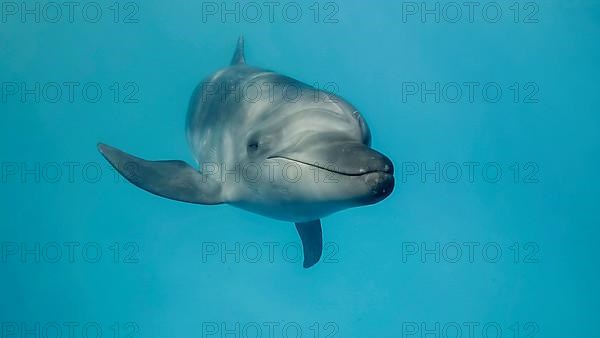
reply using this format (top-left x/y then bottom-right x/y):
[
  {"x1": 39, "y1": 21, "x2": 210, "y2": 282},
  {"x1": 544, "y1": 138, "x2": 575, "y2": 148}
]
[{"x1": 247, "y1": 141, "x2": 259, "y2": 151}]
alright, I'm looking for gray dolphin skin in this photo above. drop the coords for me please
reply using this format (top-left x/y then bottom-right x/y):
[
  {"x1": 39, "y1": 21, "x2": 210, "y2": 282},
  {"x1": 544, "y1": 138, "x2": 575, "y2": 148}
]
[{"x1": 98, "y1": 37, "x2": 395, "y2": 268}]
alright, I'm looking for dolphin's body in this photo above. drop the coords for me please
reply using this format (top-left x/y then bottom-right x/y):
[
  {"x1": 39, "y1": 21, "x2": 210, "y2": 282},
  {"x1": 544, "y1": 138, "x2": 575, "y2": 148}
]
[{"x1": 98, "y1": 37, "x2": 394, "y2": 268}]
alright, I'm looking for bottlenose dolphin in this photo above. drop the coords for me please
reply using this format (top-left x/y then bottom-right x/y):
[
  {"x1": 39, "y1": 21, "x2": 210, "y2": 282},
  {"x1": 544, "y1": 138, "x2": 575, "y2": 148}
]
[{"x1": 98, "y1": 37, "x2": 394, "y2": 268}]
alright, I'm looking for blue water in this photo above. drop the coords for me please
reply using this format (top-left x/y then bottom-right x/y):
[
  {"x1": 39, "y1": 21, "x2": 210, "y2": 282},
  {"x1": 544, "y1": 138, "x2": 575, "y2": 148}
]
[{"x1": 1, "y1": 1, "x2": 599, "y2": 337}]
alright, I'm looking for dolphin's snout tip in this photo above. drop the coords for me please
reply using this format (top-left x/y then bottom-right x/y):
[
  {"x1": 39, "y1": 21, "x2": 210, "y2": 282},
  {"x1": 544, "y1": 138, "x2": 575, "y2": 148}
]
[
  {"x1": 363, "y1": 171, "x2": 395, "y2": 203},
  {"x1": 364, "y1": 148, "x2": 394, "y2": 176},
  {"x1": 354, "y1": 146, "x2": 395, "y2": 203},
  {"x1": 381, "y1": 157, "x2": 394, "y2": 175}
]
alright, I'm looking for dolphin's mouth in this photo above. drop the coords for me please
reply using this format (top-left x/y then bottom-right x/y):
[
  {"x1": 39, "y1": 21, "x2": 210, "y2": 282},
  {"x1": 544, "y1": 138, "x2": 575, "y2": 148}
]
[{"x1": 266, "y1": 156, "x2": 394, "y2": 177}]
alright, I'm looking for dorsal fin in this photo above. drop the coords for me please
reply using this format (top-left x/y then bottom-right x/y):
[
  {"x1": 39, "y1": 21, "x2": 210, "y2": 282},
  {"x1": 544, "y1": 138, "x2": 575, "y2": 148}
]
[{"x1": 230, "y1": 35, "x2": 245, "y2": 65}]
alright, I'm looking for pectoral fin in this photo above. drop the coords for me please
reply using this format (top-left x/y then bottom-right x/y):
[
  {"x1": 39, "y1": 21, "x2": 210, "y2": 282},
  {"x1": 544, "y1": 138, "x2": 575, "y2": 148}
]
[
  {"x1": 98, "y1": 143, "x2": 223, "y2": 205},
  {"x1": 295, "y1": 220, "x2": 323, "y2": 268}
]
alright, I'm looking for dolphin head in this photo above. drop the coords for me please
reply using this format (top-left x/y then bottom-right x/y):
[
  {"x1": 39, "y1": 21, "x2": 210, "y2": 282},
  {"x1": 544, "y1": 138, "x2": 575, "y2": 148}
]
[{"x1": 228, "y1": 95, "x2": 395, "y2": 222}]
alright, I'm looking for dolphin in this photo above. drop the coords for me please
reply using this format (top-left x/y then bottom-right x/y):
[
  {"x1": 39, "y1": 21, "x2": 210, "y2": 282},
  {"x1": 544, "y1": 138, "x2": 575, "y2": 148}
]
[{"x1": 98, "y1": 37, "x2": 394, "y2": 268}]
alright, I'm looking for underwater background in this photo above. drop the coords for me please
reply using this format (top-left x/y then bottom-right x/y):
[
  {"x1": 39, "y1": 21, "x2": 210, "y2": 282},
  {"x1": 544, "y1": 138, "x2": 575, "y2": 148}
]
[{"x1": 1, "y1": 0, "x2": 599, "y2": 337}]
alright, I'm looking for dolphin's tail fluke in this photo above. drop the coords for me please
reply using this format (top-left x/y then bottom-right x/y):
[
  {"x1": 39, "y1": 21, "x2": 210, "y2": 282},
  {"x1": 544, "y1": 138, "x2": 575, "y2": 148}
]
[{"x1": 230, "y1": 35, "x2": 245, "y2": 65}]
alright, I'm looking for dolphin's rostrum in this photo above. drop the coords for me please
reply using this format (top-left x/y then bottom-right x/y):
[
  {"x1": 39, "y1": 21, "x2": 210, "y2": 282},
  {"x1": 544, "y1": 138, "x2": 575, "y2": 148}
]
[{"x1": 98, "y1": 37, "x2": 395, "y2": 268}]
